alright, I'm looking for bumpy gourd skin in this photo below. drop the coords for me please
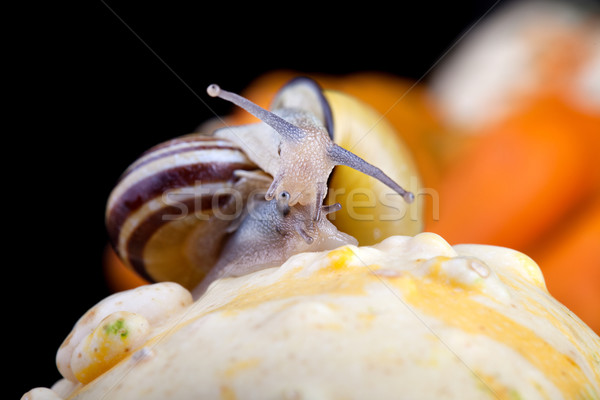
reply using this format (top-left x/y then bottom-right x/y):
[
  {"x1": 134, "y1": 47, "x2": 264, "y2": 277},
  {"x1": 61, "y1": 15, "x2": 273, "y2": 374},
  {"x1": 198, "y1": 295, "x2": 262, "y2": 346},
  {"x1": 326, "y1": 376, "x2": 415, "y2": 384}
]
[{"x1": 47, "y1": 234, "x2": 600, "y2": 400}]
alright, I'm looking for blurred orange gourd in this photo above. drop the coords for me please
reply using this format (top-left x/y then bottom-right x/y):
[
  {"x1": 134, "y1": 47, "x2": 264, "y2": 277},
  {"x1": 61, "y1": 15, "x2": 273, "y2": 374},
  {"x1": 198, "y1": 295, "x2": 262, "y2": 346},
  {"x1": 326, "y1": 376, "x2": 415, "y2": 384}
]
[
  {"x1": 103, "y1": 245, "x2": 149, "y2": 292},
  {"x1": 428, "y1": 94, "x2": 600, "y2": 250}
]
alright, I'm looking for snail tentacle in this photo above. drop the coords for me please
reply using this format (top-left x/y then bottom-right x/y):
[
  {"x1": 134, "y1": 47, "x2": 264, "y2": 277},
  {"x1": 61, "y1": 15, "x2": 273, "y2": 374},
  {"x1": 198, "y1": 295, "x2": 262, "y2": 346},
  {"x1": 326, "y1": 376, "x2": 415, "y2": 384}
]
[
  {"x1": 208, "y1": 84, "x2": 305, "y2": 141},
  {"x1": 313, "y1": 181, "x2": 329, "y2": 221},
  {"x1": 321, "y1": 203, "x2": 342, "y2": 215},
  {"x1": 266, "y1": 174, "x2": 284, "y2": 201},
  {"x1": 296, "y1": 225, "x2": 314, "y2": 244},
  {"x1": 328, "y1": 143, "x2": 415, "y2": 203}
]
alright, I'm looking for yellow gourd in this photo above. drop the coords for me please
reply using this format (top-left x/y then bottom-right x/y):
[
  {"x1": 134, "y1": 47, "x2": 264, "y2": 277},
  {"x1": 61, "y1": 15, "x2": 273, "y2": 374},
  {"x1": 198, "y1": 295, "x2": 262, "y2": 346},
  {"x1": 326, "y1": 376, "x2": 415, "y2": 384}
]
[{"x1": 27, "y1": 233, "x2": 600, "y2": 399}]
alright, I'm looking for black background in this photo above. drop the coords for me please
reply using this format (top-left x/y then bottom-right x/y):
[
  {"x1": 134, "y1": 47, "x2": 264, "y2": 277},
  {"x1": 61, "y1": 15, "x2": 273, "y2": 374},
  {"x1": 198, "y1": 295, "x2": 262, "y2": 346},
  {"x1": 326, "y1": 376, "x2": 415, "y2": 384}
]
[{"x1": 11, "y1": 0, "x2": 543, "y2": 397}]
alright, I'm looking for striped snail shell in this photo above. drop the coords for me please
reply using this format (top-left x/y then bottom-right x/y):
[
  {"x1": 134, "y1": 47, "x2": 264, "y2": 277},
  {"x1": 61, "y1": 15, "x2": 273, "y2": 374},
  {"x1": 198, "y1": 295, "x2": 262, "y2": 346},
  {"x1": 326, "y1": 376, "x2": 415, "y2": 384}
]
[
  {"x1": 105, "y1": 135, "x2": 261, "y2": 290},
  {"x1": 106, "y1": 77, "x2": 421, "y2": 296}
]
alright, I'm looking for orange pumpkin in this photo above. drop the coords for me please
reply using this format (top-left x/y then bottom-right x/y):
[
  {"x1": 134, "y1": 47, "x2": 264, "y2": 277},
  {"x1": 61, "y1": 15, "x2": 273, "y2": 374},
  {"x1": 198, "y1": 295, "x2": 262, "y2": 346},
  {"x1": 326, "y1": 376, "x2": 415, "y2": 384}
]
[
  {"x1": 427, "y1": 94, "x2": 600, "y2": 251},
  {"x1": 103, "y1": 245, "x2": 149, "y2": 292}
]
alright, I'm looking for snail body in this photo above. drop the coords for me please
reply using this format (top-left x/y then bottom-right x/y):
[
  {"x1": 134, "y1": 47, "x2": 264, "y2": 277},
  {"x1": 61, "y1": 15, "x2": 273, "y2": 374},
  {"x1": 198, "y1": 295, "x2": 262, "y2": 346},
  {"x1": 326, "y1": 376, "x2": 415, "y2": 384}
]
[
  {"x1": 106, "y1": 77, "x2": 422, "y2": 296},
  {"x1": 192, "y1": 199, "x2": 354, "y2": 297}
]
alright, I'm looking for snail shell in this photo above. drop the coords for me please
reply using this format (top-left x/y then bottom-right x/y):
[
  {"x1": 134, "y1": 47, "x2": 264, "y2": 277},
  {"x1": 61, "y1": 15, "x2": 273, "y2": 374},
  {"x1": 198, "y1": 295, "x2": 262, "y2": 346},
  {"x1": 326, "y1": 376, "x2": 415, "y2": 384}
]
[
  {"x1": 106, "y1": 77, "x2": 422, "y2": 293},
  {"x1": 105, "y1": 136, "x2": 261, "y2": 288}
]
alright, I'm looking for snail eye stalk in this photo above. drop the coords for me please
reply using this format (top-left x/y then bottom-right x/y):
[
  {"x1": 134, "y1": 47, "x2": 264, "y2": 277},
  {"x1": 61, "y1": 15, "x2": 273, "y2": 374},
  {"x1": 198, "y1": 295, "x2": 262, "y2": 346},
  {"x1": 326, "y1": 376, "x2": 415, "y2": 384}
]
[
  {"x1": 328, "y1": 144, "x2": 415, "y2": 204},
  {"x1": 207, "y1": 84, "x2": 305, "y2": 141}
]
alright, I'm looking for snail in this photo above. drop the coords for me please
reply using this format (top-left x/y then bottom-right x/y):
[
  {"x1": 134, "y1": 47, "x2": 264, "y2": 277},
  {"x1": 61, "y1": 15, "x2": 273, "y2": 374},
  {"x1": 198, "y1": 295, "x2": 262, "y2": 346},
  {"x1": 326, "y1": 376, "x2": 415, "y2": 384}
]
[
  {"x1": 206, "y1": 82, "x2": 415, "y2": 219},
  {"x1": 105, "y1": 77, "x2": 422, "y2": 297}
]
